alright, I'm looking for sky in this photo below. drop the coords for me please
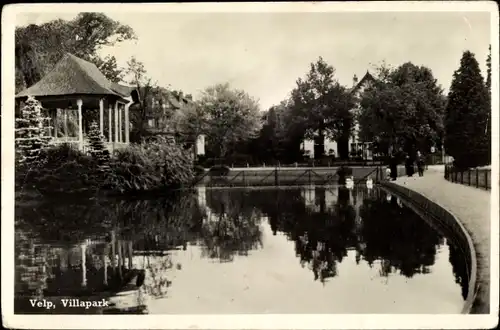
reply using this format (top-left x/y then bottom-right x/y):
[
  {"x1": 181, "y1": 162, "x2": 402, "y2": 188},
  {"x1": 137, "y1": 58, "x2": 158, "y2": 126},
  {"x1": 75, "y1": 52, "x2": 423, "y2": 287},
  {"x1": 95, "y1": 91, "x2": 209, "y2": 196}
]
[{"x1": 16, "y1": 10, "x2": 491, "y2": 110}]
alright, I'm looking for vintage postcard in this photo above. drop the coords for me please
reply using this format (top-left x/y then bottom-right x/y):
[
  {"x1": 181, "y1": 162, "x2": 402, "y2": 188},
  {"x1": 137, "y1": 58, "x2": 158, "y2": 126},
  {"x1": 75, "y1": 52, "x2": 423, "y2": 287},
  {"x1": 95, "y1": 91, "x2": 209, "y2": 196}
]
[{"x1": 1, "y1": 2, "x2": 499, "y2": 329}]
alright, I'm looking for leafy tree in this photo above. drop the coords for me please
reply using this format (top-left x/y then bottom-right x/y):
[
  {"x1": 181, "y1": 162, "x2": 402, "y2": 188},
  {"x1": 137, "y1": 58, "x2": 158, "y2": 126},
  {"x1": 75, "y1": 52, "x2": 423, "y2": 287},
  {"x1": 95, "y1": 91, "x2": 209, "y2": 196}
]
[
  {"x1": 252, "y1": 107, "x2": 280, "y2": 163},
  {"x1": 93, "y1": 55, "x2": 125, "y2": 83},
  {"x1": 250, "y1": 101, "x2": 304, "y2": 164},
  {"x1": 445, "y1": 50, "x2": 490, "y2": 168},
  {"x1": 125, "y1": 56, "x2": 157, "y2": 141},
  {"x1": 87, "y1": 121, "x2": 110, "y2": 165},
  {"x1": 15, "y1": 96, "x2": 52, "y2": 165},
  {"x1": 191, "y1": 83, "x2": 262, "y2": 159},
  {"x1": 287, "y1": 57, "x2": 356, "y2": 159},
  {"x1": 485, "y1": 45, "x2": 492, "y2": 159},
  {"x1": 358, "y1": 62, "x2": 446, "y2": 156},
  {"x1": 170, "y1": 101, "x2": 206, "y2": 145},
  {"x1": 486, "y1": 45, "x2": 492, "y2": 92},
  {"x1": 15, "y1": 13, "x2": 136, "y2": 91}
]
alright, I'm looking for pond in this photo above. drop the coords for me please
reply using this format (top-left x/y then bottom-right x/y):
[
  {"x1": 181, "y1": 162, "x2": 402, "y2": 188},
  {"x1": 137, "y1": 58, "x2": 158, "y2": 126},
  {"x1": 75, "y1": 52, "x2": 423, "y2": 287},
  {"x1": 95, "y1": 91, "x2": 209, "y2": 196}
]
[{"x1": 14, "y1": 185, "x2": 469, "y2": 314}]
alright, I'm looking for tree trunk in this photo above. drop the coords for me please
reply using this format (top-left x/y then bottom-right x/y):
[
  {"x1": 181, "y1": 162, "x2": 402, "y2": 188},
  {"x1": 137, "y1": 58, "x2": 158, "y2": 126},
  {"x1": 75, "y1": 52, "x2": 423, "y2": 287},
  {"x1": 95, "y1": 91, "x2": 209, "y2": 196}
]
[
  {"x1": 337, "y1": 135, "x2": 349, "y2": 160},
  {"x1": 314, "y1": 127, "x2": 325, "y2": 160}
]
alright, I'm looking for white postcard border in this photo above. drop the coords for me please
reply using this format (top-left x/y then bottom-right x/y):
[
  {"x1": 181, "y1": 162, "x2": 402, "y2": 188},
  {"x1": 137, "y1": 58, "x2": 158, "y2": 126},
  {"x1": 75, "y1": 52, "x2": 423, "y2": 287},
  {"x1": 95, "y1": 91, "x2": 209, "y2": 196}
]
[{"x1": 2, "y1": 2, "x2": 498, "y2": 329}]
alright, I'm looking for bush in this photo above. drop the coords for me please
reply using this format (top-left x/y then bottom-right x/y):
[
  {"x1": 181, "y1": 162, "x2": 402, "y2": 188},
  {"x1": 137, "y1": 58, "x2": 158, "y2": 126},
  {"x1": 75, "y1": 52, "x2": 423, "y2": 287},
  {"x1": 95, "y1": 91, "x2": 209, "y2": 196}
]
[
  {"x1": 209, "y1": 165, "x2": 230, "y2": 176},
  {"x1": 87, "y1": 121, "x2": 110, "y2": 165},
  {"x1": 16, "y1": 138, "x2": 196, "y2": 197},
  {"x1": 194, "y1": 165, "x2": 206, "y2": 176},
  {"x1": 104, "y1": 137, "x2": 195, "y2": 193},
  {"x1": 15, "y1": 96, "x2": 52, "y2": 166},
  {"x1": 16, "y1": 143, "x2": 102, "y2": 195},
  {"x1": 227, "y1": 153, "x2": 254, "y2": 167}
]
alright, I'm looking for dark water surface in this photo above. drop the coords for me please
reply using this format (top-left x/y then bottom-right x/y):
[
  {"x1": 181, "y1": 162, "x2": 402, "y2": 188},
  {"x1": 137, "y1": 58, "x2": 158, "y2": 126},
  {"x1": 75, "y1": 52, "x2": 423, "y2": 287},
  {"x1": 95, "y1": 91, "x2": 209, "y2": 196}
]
[{"x1": 15, "y1": 185, "x2": 469, "y2": 314}]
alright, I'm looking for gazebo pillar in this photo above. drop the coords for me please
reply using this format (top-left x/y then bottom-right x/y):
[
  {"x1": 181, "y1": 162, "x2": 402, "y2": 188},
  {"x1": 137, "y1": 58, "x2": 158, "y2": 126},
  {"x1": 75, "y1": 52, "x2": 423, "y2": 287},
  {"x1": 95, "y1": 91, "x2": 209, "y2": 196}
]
[
  {"x1": 99, "y1": 99, "x2": 104, "y2": 136},
  {"x1": 53, "y1": 109, "x2": 58, "y2": 138},
  {"x1": 102, "y1": 247, "x2": 108, "y2": 286},
  {"x1": 118, "y1": 106, "x2": 123, "y2": 142},
  {"x1": 81, "y1": 242, "x2": 87, "y2": 287},
  {"x1": 64, "y1": 111, "x2": 68, "y2": 140},
  {"x1": 125, "y1": 103, "x2": 130, "y2": 143},
  {"x1": 77, "y1": 99, "x2": 83, "y2": 151},
  {"x1": 127, "y1": 240, "x2": 133, "y2": 269},
  {"x1": 114, "y1": 102, "x2": 119, "y2": 145},
  {"x1": 117, "y1": 240, "x2": 123, "y2": 279},
  {"x1": 108, "y1": 104, "x2": 113, "y2": 142},
  {"x1": 111, "y1": 229, "x2": 116, "y2": 273}
]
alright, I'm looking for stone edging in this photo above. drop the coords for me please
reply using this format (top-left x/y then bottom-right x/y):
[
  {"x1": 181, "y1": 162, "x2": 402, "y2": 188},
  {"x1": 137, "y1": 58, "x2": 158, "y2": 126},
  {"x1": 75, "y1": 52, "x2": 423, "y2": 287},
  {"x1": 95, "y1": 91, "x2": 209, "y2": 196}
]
[{"x1": 380, "y1": 181, "x2": 478, "y2": 315}]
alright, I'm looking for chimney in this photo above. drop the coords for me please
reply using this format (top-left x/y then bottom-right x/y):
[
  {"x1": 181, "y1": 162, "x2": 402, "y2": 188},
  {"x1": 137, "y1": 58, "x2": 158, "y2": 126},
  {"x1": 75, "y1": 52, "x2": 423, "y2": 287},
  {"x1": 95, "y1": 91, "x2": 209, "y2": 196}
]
[{"x1": 353, "y1": 74, "x2": 358, "y2": 86}]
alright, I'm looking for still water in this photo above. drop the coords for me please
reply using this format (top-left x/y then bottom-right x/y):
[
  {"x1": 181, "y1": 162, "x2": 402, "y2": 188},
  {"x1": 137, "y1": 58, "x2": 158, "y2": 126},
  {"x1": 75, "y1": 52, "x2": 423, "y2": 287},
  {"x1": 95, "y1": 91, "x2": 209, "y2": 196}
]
[{"x1": 15, "y1": 185, "x2": 469, "y2": 314}]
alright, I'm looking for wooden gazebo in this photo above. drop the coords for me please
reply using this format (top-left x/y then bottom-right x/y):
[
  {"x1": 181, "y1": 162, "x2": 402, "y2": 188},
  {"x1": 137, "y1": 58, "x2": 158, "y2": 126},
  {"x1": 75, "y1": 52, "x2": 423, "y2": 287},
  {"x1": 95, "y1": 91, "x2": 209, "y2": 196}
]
[{"x1": 15, "y1": 53, "x2": 135, "y2": 152}]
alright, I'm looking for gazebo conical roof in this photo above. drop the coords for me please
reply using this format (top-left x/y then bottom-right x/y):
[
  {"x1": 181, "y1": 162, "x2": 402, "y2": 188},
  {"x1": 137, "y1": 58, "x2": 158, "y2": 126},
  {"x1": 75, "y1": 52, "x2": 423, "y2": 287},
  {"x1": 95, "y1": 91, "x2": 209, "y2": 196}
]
[{"x1": 16, "y1": 53, "x2": 134, "y2": 100}]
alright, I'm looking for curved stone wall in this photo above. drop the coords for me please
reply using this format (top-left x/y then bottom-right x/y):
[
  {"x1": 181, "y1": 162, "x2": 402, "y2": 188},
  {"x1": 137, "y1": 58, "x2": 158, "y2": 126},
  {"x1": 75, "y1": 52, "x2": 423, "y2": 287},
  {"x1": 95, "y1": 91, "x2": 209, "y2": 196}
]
[{"x1": 380, "y1": 181, "x2": 478, "y2": 314}]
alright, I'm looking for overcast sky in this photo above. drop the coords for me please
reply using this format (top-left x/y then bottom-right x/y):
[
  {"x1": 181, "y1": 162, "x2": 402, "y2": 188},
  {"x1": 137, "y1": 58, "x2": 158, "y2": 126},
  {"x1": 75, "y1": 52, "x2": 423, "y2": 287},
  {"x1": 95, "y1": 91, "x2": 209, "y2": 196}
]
[{"x1": 16, "y1": 10, "x2": 491, "y2": 110}]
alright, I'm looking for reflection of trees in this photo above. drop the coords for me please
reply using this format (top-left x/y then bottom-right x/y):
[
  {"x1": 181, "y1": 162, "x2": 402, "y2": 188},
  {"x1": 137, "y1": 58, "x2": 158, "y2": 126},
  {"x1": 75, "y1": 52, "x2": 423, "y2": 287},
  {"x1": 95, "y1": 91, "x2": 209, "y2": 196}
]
[
  {"x1": 448, "y1": 240, "x2": 469, "y2": 300},
  {"x1": 201, "y1": 189, "x2": 263, "y2": 262},
  {"x1": 16, "y1": 192, "x2": 203, "y2": 252},
  {"x1": 15, "y1": 185, "x2": 469, "y2": 309},
  {"x1": 15, "y1": 198, "x2": 111, "y2": 243},
  {"x1": 15, "y1": 229, "x2": 50, "y2": 297},
  {"x1": 243, "y1": 187, "x2": 357, "y2": 283},
  {"x1": 14, "y1": 191, "x2": 205, "y2": 311},
  {"x1": 358, "y1": 193, "x2": 441, "y2": 278}
]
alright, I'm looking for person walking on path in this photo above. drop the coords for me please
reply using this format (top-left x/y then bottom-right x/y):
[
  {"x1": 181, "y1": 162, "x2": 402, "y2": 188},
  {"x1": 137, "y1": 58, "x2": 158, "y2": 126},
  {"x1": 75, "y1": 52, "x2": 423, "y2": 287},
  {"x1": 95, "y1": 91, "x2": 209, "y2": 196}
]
[
  {"x1": 404, "y1": 153, "x2": 415, "y2": 177},
  {"x1": 416, "y1": 150, "x2": 425, "y2": 177}
]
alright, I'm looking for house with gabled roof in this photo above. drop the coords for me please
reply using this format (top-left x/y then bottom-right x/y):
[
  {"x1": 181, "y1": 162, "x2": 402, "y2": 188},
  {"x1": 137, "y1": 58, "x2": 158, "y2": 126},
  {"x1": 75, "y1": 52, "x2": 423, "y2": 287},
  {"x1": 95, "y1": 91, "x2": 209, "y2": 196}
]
[
  {"x1": 138, "y1": 87, "x2": 193, "y2": 133},
  {"x1": 346, "y1": 71, "x2": 376, "y2": 160},
  {"x1": 15, "y1": 53, "x2": 135, "y2": 153},
  {"x1": 302, "y1": 71, "x2": 376, "y2": 160}
]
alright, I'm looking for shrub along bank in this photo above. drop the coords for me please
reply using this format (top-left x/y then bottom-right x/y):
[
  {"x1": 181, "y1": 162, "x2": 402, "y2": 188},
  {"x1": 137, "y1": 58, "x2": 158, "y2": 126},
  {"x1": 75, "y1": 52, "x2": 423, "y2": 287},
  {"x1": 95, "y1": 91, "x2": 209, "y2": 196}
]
[{"x1": 16, "y1": 136, "x2": 196, "y2": 198}]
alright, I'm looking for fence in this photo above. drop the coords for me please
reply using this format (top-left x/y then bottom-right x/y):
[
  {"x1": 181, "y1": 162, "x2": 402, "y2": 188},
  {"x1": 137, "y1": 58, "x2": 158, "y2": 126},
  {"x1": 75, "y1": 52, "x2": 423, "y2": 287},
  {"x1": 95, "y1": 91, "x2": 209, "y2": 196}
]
[
  {"x1": 197, "y1": 157, "x2": 385, "y2": 169},
  {"x1": 444, "y1": 165, "x2": 491, "y2": 190},
  {"x1": 191, "y1": 166, "x2": 402, "y2": 188}
]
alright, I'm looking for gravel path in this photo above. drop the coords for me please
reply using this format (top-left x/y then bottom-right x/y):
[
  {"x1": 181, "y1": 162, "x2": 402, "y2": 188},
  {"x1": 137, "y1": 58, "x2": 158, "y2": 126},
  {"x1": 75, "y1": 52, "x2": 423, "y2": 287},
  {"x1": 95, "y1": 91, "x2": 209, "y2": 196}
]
[{"x1": 393, "y1": 170, "x2": 491, "y2": 314}]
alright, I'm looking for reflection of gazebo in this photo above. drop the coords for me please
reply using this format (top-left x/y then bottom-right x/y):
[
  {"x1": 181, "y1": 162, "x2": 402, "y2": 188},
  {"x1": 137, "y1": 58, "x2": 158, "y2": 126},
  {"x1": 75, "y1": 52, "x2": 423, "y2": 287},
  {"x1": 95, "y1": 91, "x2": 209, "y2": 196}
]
[{"x1": 15, "y1": 53, "x2": 135, "y2": 152}]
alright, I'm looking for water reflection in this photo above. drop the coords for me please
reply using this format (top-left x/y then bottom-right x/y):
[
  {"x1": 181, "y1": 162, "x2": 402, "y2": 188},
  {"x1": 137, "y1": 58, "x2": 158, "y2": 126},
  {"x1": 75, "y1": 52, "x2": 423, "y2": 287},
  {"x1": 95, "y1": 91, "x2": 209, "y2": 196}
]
[
  {"x1": 358, "y1": 195, "x2": 443, "y2": 278},
  {"x1": 15, "y1": 185, "x2": 470, "y2": 314},
  {"x1": 200, "y1": 189, "x2": 263, "y2": 262}
]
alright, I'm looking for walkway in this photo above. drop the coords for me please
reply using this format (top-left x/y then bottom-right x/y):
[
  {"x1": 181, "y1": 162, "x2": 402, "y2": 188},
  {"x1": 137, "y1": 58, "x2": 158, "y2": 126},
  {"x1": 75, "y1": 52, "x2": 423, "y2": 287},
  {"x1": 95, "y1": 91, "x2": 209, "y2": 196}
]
[{"x1": 393, "y1": 168, "x2": 491, "y2": 314}]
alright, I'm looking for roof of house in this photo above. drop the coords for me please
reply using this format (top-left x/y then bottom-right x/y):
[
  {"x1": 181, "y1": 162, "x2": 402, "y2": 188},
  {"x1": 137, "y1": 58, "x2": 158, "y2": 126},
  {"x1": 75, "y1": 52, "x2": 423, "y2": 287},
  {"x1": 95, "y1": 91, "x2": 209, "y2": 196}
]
[
  {"x1": 349, "y1": 71, "x2": 376, "y2": 95},
  {"x1": 135, "y1": 86, "x2": 193, "y2": 110},
  {"x1": 16, "y1": 53, "x2": 133, "y2": 99}
]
